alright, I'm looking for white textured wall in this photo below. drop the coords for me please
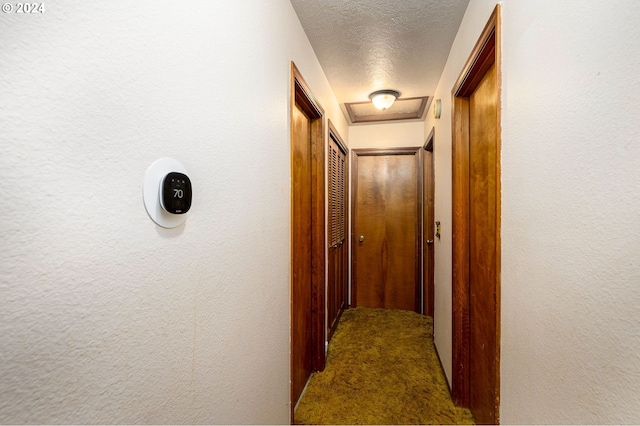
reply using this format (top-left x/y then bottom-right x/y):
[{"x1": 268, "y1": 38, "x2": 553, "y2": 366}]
[
  {"x1": 422, "y1": 0, "x2": 499, "y2": 385},
  {"x1": 0, "y1": 1, "x2": 346, "y2": 423},
  {"x1": 426, "y1": 0, "x2": 640, "y2": 422},
  {"x1": 348, "y1": 121, "x2": 425, "y2": 149},
  {"x1": 500, "y1": 1, "x2": 640, "y2": 423}
]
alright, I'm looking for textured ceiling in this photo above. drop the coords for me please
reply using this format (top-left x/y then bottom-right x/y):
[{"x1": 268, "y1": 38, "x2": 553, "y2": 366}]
[{"x1": 290, "y1": 0, "x2": 470, "y2": 122}]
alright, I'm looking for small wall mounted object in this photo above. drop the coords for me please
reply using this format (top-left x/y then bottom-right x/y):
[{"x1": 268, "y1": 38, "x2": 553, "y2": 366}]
[
  {"x1": 143, "y1": 158, "x2": 192, "y2": 228},
  {"x1": 434, "y1": 99, "x2": 442, "y2": 119},
  {"x1": 160, "y1": 172, "x2": 192, "y2": 214}
]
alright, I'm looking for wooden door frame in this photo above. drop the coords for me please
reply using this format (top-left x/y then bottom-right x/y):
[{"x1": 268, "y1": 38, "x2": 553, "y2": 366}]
[
  {"x1": 350, "y1": 147, "x2": 423, "y2": 312},
  {"x1": 451, "y1": 4, "x2": 501, "y2": 416},
  {"x1": 290, "y1": 62, "x2": 326, "y2": 417},
  {"x1": 327, "y1": 120, "x2": 349, "y2": 341},
  {"x1": 423, "y1": 129, "x2": 435, "y2": 318}
]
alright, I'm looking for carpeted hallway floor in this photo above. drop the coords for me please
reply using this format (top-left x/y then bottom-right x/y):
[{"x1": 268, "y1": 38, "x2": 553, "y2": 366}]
[{"x1": 294, "y1": 307, "x2": 475, "y2": 425}]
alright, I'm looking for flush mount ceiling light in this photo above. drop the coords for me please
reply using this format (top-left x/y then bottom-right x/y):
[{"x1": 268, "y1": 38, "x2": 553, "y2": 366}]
[{"x1": 369, "y1": 90, "x2": 400, "y2": 111}]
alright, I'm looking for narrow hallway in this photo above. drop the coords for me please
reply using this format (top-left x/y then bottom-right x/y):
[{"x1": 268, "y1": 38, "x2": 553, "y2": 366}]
[{"x1": 294, "y1": 308, "x2": 474, "y2": 425}]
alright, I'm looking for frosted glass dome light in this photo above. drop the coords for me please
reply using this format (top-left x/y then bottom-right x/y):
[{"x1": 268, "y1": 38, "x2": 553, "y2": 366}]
[{"x1": 369, "y1": 90, "x2": 400, "y2": 111}]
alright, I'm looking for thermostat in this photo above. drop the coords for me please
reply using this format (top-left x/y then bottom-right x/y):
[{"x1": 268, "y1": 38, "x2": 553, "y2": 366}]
[
  {"x1": 143, "y1": 158, "x2": 193, "y2": 228},
  {"x1": 161, "y1": 172, "x2": 192, "y2": 214}
]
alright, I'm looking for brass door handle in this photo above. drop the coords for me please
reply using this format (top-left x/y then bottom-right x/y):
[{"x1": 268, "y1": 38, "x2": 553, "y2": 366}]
[
  {"x1": 426, "y1": 240, "x2": 434, "y2": 245},
  {"x1": 359, "y1": 235, "x2": 365, "y2": 242}
]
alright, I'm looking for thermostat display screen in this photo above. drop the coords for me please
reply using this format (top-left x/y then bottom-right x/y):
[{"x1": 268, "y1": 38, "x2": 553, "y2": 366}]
[{"x1": 161, "y1": 172, "x2": 192, "y2": 214}]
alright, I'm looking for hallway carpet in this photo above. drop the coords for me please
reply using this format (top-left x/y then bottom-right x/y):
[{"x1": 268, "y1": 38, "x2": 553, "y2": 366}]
[{"x1": 294, "y1": 307, "x2": 474, "y2": 425}]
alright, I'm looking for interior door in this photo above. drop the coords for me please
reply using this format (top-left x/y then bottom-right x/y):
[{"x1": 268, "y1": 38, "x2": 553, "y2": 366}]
[
  {"x1": 451, "y1": 8, "x2": 501, "y2": 423},
  {"x1": 469, "y1": 62, "x2": 498, "y2": 424},
  {"x1": 327, "y1": 123, "x2": 348, "y2": 340},
  {"x1": 290, "y1": 63, "x2": 325, "y2": 414},
  {"x1": 352, "y1": 148, "x2": 422, "y2": 312},
  {"x1": 291, "y1": 101, "x2": 312, "y2": 407}
]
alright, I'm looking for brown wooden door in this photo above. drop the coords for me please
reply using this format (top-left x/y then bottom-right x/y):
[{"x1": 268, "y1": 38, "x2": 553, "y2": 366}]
[
  {"x1": 469, "y1": 62, "x2": 498, "y2": 424},
  {"x1": 291, "y1": 101, "x2": 312, "y2": 407},
  {"x1": 423, "y1": 131, "x2": 435, "y2": 318},
  {"x1": 451, "y1": 7, "x2": 501, "y2": 424},
  {"x1": 290, "y1": 63, "x2": 325, "y2": 413},
  {"x1": 352, "y1": 148, "x2": 422, "y2": 312},
  {"x1": 327, "y1": 123, "x2": 348, "y2": 340}
]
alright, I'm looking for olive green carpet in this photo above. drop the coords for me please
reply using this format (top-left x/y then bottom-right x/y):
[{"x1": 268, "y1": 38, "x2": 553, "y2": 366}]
[{"x1": 294, "y1": 307, "x2": 474, "y2": 425}]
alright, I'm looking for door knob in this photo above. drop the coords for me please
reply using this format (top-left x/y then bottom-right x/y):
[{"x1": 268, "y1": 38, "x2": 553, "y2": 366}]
[
  {"x1": 426, "y1": 240, "x2": 434, "y2": 245},
  {"x1": 359, "y1": 235, "x2": 365, "y2": 242}
]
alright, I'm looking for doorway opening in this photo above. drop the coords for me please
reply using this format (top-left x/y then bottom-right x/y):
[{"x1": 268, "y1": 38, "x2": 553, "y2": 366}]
[
  {"x1": 290, "y1": 62, "x2": 326, "y2": 417},
  {"x1": 351, "y1": 148, "x2": 422, "y2": 312},
  {"x1": 451, "y1": 5, "x2": 501, "y2": 424}
]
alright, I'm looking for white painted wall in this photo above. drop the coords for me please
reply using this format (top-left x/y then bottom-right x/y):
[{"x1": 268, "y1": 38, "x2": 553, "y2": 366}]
[
  {"x1": 500, "y1": 1, "x2": 640, "y2": 423},
  {"x1": 0, "y1": 1, "x2": 346, "y2": 423},
  {"x1": 348, "y1": 121, "x2": 425, "y2": 149},
  {"x1": 426, "y1": 0, "x2": 640, "y2": 423}
]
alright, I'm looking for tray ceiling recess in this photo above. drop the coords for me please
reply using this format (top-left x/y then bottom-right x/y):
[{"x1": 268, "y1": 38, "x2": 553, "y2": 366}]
[
  {"x1": 290, "y1": 0, "x2": 469, "y2": 125},
  {"x1": 345, "y1": 96, "x2": 431, "y2": 124}
]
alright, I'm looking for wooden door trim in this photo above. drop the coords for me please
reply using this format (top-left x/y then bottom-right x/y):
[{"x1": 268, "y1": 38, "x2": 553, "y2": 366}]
[
  {"x1": 290, "y1": 62, "x2": 326, "y2": 418},
  {"x1": 451, "y1": 4, "x2": 501, "y2": 420},
  {"x1": 327, "y1": 120, "x2": 348, "y2": 341},
  {"x1": 424, "y1": 128, "x2": 434, "y2": 152},
  {"x1": 351, "y1": 147, "x2": 423, "y2": 312},
  {"x1": 328, "y1": 120, "x2": 348, "y2": 154},
  {"x1": 423, "y1": 128, "x2": 435, "y2": 318}
]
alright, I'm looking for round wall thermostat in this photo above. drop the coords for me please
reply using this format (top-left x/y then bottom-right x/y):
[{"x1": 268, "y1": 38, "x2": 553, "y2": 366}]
[
  {"x1": 143, "y1": 158, "x2": 192, "y2": 228},
  {"x1": 160, "y1": 172, "x2": 192, "y2": 214}
]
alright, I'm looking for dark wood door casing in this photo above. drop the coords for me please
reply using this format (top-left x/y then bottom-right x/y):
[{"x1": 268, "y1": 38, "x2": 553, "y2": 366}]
[
  {"x1": 351, "y1": 148, "x2": 422, "y2": 312},
  {"x1": 290, "y1": 62, "x2": 326, "y2": 415},
  {"x1": 451, "y1": 5, "x2": 501, "y2": 425}
]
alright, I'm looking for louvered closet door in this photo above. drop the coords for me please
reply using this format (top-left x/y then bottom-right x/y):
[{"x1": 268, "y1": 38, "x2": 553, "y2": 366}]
[{"x1": 327, "y1": 131, "x2": 348, "y2": 340}]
